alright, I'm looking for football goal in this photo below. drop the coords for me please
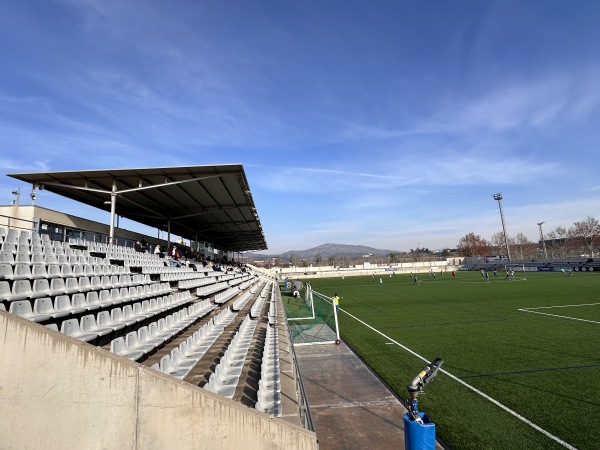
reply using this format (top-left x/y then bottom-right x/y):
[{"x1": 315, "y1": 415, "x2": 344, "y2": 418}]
[{"x1": 287, "y1": 284, "x2": 340, "y2": 346}]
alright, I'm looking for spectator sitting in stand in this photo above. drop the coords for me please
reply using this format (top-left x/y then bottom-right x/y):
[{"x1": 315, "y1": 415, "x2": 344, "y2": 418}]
[{"x1": 140, "y1": 237, "x2": 148, "y2": 252}]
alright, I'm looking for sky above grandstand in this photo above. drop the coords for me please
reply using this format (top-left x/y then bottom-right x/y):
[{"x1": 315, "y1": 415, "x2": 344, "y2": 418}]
[{"x1": 2, "y1": 1, "x2": 600, "y2": 254}]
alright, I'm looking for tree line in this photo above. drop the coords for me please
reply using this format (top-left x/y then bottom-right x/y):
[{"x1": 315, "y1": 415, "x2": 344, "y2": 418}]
[{"x1": 457, "y1": 216, "x2": 600, "y2": 259}]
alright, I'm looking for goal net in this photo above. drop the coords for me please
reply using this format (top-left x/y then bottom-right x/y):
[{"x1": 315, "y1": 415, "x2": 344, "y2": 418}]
[{"x1": 287, "y1": 284, "x2": 340, "y2": 346}]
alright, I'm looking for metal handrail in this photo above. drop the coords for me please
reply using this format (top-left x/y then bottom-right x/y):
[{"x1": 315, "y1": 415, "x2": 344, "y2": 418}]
[
  {"x1": 0, "y1": 213, "x2": 38, "y2": 233},
  {"x1": 274, "y1": 285, "x2": 316, "y2": 432},
  {"x1": 288, "y1": 326, "x2": 316, "y2": 432}
]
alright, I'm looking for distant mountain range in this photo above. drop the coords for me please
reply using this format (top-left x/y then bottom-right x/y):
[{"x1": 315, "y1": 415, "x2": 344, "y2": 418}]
[{"x1": 254, "y1": 243, "x2": 398, "y2": 260}]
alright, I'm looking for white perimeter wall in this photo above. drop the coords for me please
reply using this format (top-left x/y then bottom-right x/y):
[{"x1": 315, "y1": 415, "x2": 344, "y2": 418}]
[
  {"x1": 270, "y1": 260, "x2": 461, "y2": 280},
  {"x1": 0, "y1": 312, "x2": 317, "y2": 450}
]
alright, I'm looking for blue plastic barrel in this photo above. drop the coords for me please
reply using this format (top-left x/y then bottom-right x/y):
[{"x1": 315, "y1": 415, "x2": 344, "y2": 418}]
[{"x1": 403, "y1": 412, "x2": 436, "y2": 450}]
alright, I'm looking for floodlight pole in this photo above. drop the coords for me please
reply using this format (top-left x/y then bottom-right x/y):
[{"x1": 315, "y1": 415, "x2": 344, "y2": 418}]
[
  {"x1": 493, "y1": 193, "x2": 511, "y2": 263},
  {"x1": 537, "y1": 221, "x2": 548, "y2": 260}
]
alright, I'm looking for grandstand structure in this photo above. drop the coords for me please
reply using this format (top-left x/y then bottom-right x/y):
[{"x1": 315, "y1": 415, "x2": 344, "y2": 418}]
[
  {"x1": 0, "y1": 165, "x2": 318, "y2": 449},
  {"x1": 461, "y1": 256, "x2": 600, "y2": 273}
]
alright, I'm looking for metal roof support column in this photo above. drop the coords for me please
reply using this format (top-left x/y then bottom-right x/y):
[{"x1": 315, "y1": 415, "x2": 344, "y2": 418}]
[
  {"x1": 167, "y1": 220, "x2": 171, "y2": 247},
  {"x1": 108, "y1": 180, "x2": 117, "y2": 244}
]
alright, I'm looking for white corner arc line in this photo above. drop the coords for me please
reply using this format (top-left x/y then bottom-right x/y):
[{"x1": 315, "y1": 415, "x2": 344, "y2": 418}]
[
  {"x1": 338, "y1": 307, "x2": 578, "y2": 450},
  {"x1": 518, "y1": 309, "x2": 600, "y2": 325}
]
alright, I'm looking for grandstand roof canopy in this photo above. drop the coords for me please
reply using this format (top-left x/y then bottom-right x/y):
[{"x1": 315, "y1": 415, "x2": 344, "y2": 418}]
[{"x1": 8, "y1": 164, "x2": 267, "y2": 252}]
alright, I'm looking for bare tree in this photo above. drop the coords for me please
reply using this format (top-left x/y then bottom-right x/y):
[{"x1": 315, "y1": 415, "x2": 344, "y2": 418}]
[
  {"x1": 569, "y1": 216, "x2": 600, "y2": 257},
  {"x1": 409, "y1": 249, "x2": 417, "y2": 262},
  {"x1": 490, "y1": 231, "x2": 506, "y2": 256},
  {"x1": 289, "y1": 255, "x2": 297, "y2": 267},
  {"x1": 457, "y1": 232, "x2": 489, "y2": 257},
  {"x1": 514, "y1": 233, "x2": 536, "y2": 260},
  {"x1": 327, "y1": 255, "x2": 337, "y2": 267},
  {"x1": 314, "y1": 254, "x2": 323, "y2": 267},
  {"x1": 490, "y1": 231, "x2": 518, "y2": 258},
  {"x1": 545, "y1": 226, "x2": 569, "y2": 258}
]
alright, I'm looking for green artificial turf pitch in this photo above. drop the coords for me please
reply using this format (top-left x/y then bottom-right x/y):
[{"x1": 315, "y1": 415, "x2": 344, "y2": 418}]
[{"x1": 296, "y1": 271, "x2": 600, "y2": 450}]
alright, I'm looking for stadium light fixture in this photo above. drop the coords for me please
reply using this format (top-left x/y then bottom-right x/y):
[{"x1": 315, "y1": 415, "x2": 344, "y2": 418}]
[
  {"x1": 11, "y1": 188, "x2": 20, "y2": 206},
  {"x1": 493, "y1": 193, "x2": 511, "y2": 263},
  {"x1": 537, "y1": 221, "x2": 548, "y2": 260}
]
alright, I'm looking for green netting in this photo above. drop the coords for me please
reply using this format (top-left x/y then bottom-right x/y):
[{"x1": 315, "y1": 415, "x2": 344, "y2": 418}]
[
  {"x1": 286, "y1": 290, "x2": 338, "y2": 345},
  {"x1": 312, "y1": 292, "x2": 337, "y2": 330}
]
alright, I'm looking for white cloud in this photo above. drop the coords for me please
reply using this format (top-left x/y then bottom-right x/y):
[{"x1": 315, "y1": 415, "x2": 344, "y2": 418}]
[
  {"x1": 0, "y1": 159, "x2": 50, "y2": 173},
  {"x1": 438, "y1": 73, "x2": 600, "y2": 132},
  {"x1": 253, "y1": 150, "x2": 560, "y2": 198}
]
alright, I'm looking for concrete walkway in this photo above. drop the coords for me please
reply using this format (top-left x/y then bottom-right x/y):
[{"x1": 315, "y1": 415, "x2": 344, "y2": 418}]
[{"x1": 295, "y1": 341, "x2": 445, "y2": 450}]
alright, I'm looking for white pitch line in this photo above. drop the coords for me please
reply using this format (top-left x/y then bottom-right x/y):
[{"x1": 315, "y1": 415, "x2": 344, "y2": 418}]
[
  {"x1": 338, "y1": 307, "x2": 578, "y2": 450},
  {"x1": 521, "y1": 302, "x2": 600, "y2": 310},
  {"x1": 518, "y1": 309, "x2": 600, "y2": 325}
]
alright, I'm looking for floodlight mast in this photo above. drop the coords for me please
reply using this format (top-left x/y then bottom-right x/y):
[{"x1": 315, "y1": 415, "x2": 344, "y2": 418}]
[
  {"x1": 537, "y1": 221, "x2": 548, "y2": 260},
  {"x1": 493, "y1": 193, "x2": 511, "y2": 263}
]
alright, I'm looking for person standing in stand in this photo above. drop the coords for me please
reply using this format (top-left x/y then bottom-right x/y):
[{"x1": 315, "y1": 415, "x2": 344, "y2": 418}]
[{"x1": 169, "y1": 244, "x2": 180, "y2": 267}]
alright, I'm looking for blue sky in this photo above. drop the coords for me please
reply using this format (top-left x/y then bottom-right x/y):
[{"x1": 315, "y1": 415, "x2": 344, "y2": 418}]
[{"x1": 2, "y1": 1, "x2": 600, "y2": 254}]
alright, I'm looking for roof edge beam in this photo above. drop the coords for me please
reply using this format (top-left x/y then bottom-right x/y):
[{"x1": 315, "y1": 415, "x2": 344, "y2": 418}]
[{"x1": 118, "y1": 174, "x2": 224, "y2": 194}]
